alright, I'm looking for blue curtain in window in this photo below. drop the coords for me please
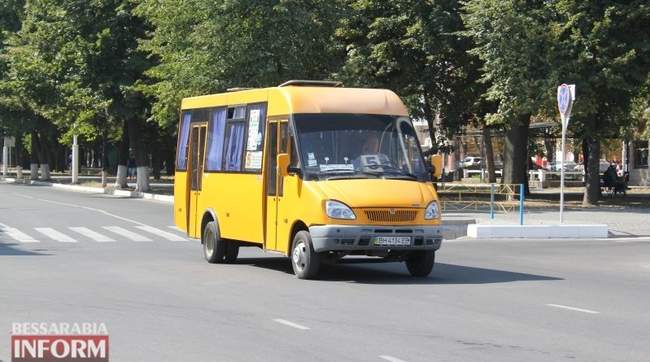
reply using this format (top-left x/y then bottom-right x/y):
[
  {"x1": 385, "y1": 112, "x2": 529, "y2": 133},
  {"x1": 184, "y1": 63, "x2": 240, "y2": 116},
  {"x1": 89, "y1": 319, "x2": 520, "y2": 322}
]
[
  {"x1": 205, "y1": 108, "x2": 226, "y2": 171},
  {"x1": 176, "y1": 112, "x2": 191, "y2": 169},
  {"x1": 225, "y1": 123, "x2": 245, "y2": 171}
]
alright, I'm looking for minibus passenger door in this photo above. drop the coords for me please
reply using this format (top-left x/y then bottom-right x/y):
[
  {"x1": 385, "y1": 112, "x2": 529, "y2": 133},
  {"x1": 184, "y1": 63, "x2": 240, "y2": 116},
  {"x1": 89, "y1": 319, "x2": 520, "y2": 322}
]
[
  {"x1": 188, "y1": 124, "x2": 207, "y2": 238},
  {"x1": 275, "y1": 122, "x2": 292, "y2": 254},
  {"x1": 265, "y1": 120, "x2": 289, "y2": 251},
  {"x1": 265, "y1": 121, "x2": 279, "y2": 250}
]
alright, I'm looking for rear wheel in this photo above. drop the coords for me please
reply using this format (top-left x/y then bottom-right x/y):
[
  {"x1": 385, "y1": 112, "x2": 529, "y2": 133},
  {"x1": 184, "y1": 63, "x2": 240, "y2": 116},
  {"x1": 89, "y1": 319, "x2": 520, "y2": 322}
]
[
  {"x1": 405, "y1": 251, "x2": 435, "y2": 277},
  {"x1": 203, "y1": 221, "x2": 226, "y2": 264},
  {"x1": 291, "y1": 231, "x2": 321, "y2": 279},
  {"x1": 224, "y1": 242, "x2": 239, "y2": 263}
]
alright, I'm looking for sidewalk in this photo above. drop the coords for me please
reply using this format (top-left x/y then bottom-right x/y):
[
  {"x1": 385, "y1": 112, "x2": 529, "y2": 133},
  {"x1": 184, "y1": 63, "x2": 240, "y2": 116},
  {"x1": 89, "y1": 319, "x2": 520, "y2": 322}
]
[
  {"x1": 0, "y1": 175, "x2": 174, "y2": 203},
  {"x1": 444, "y1": 207, "x2": 650, "y2": 239}
]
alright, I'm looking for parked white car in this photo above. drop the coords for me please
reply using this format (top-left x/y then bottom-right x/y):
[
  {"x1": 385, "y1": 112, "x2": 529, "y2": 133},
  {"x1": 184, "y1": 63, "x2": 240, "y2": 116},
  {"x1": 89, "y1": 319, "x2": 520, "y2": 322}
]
[
  {"x1": 549, "y1": 160, "x2": 577, "y2": 171},
  {"x1": 461, "y1": 156, "x2": 482, "y2": 168}
]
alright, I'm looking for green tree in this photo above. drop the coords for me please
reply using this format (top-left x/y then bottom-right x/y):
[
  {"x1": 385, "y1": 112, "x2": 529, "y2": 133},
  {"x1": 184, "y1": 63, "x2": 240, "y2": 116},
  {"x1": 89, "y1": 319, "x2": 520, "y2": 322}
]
[
  {"x1": 337, "y1": 0, "x2": 478, "y2": 151},
  {"x1": 463, "y1": 0, "x2": 555, "y2": 191},
  {"x1": 549, "y1": 0, "x2": 650, "y2": 205},
  {"x1": 5, "y1": 0, "x2": 153, "y2": 188},
  {"x1": 136, "y1": 0, "x2": 345, "y2": 129}
]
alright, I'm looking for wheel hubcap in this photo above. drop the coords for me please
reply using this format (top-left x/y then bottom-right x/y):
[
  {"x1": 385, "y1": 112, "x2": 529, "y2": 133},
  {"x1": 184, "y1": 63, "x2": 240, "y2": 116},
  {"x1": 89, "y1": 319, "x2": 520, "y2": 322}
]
[
  {"x1": 204, "y1": 230, "x2": 214, "y2": 257},
  {"x1": 292, "y1": 241, "x2": 307, "y2": 271}
]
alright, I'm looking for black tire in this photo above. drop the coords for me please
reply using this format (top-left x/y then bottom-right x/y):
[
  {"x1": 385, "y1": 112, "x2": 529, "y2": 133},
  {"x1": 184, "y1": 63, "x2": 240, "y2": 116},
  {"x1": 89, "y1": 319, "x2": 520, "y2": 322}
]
[
  {"x1": 203, "y1": 221, "x2": 226, "y2": 264},
  {"x1": 405, "y1": 251, "x2": 435, "y2": 277},
  {"x1": 290, "y1": 231, "x2": 321, "y2": 279},
  {"x1": 224, "y1": 242, "x2": 239, "y2": 263}
]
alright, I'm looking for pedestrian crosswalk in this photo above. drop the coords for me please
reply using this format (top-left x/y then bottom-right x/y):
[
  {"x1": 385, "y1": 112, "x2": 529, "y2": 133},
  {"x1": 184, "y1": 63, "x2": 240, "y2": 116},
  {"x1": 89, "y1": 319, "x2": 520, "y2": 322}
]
[
  {"x1": 102, "y1": 226, "x2": 152, "y2": 242},
  {"x1": 35, "y1": 227, "x2": 78, "y2": 243},
  {"x1": 69, "y1": 227, "x2": 116, "y2": 242},
  {"x1": 0, "y1": 224, "x2": 188, "y2": 244}
]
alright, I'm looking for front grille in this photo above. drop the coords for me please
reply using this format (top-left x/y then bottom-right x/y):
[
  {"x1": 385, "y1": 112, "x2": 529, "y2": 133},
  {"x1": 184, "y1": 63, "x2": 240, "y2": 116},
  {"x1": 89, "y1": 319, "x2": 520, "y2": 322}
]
[{"x1": 364, "y1": 209, "x2": 418, "y2": 223}]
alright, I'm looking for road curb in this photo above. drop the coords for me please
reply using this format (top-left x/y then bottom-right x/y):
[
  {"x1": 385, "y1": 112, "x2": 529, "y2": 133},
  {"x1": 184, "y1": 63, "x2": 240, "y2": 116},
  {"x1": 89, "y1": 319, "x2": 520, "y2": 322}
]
[
  {"x1": 467, "y1": 223, "x2": 609, "y2": 239},
  {"x1": 4, "y1": 178, "x2": 174, "y2": 204}
]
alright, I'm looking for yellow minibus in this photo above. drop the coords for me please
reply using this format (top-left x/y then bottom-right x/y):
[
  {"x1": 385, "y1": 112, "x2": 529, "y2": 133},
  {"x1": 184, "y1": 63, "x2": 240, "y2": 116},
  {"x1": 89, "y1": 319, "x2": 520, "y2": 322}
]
[{"x1": 174, "y1": 80, "x2": 443, "y2": 279}]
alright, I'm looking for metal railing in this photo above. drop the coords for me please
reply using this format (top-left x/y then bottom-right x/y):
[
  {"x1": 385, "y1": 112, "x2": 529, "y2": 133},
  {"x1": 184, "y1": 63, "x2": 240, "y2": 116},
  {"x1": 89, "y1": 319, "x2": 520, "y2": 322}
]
[{"x1": 437, "y1": 183, "x2": 522, "y2": 216}]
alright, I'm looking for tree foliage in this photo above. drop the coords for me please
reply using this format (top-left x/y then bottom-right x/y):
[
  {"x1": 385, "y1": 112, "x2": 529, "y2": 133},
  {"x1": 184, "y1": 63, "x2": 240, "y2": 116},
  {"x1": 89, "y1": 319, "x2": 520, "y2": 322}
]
[
  {"x1": 136, "y1": 0, "x2": 346, "y2": 128},
  {"x1": 338, "y1": 0, "x2": 479, "y2": 148},
  {"x1": 4, "y1": 0, "x2": 150, "y2": 145}
]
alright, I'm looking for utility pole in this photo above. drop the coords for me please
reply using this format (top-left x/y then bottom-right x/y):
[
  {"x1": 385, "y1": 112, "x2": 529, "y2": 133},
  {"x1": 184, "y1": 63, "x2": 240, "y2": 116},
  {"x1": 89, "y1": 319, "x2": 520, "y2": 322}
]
[
  {"x1": 2, "y1": 141, "x2": 7, "y2": 177},
  {"x1": 72, "y1": 134, "x2": 79, "y2": 184}
]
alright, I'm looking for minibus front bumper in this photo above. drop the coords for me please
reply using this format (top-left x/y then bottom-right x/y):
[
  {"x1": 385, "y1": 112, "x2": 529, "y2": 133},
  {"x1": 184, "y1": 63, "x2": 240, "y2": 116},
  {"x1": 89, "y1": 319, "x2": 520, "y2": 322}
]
[{"x1": 309, "y1": 225, "x2": 443, "y2": 252}]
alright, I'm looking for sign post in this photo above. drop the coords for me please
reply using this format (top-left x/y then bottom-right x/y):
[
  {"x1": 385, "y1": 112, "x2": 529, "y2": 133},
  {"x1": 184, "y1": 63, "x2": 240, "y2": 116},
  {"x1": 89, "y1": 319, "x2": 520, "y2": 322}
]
[
  {"x1": 557, "y1": 84, "x2": 575, "y2": 224},
  {"x1": 2, "y1": 136, "x2": 15, "y2": 177}
]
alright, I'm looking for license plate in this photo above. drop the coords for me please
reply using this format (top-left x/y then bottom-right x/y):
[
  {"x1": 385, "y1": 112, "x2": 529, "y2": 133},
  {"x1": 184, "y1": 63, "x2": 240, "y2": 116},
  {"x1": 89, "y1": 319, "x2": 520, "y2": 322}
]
[{"x1": 372, "y1": 236, "x2": 411, "y2": 246}]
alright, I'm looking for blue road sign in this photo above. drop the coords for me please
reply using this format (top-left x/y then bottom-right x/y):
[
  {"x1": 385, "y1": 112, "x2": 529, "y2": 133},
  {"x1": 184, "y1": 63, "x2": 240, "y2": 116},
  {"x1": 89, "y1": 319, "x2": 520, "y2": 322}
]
[{"x1": 557, "y1": 84, "x2": 571, "y2": 116}]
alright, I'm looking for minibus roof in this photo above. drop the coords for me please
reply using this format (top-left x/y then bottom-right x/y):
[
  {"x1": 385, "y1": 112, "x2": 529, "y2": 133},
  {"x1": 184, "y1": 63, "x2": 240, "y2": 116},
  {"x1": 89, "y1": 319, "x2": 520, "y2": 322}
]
[{"x1": 180, "y1": 86, "x2": 409, "y2": 117}]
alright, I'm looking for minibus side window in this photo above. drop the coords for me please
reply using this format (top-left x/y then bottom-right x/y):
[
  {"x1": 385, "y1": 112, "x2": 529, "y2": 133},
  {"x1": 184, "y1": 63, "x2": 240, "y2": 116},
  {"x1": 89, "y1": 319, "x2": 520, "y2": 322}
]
[
  {"x1": 190, "y1": 129, "x2": 200, "y2": 189},
  {"x1": 266, "y1": 123, "x2": 278, "y2": 196},
  {"x1": 205, "y1": 108, "x2": 227, "y2": 171},
  {"x1": 224, "y1": 122, "x2": 245, "y2": 171},
  {"x1": 176, "y1": 112, "x2": 192, "y2": 170},
  {"x1": 223, "y1": 106, "x2": 247, "y2": 171},
  {"x1": 278, "y1": 123, "x2": 289, "y2": 196},
  {"x1": 244, "y1": 103, "x2": 267, "y2": 172},
  {"x1": 290, "y1": 135, "x2": 300, "y2": 168}
]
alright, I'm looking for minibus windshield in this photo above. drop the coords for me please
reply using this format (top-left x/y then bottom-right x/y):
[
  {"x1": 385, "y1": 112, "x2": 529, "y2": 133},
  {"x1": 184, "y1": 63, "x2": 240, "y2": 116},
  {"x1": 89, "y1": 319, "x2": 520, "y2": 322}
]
[{"x1": 294, "y1": 114, "x2": 428, "y2": 181}]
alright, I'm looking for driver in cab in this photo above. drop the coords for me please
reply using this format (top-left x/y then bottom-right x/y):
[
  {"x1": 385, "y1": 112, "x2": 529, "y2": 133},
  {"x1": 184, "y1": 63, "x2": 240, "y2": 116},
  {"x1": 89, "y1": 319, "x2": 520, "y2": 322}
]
[{"x1": 354, "y1": 134, "x2": 392, "y2": 170}]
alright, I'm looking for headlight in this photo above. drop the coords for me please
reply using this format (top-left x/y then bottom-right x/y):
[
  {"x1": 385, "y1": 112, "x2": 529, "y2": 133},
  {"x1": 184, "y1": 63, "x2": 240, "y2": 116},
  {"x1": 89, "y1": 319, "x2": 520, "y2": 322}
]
[
  {"x1": 325, "y1": 200, "x2": 356, "y2": 220},
  {"x1": 424, "y1": 201, "x2": 440, "y2": 219}
]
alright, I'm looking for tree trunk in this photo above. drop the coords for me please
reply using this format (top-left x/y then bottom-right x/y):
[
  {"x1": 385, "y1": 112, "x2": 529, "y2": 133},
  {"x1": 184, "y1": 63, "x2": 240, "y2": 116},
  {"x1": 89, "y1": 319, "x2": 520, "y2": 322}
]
[
  {"x1": 422, "y1": 92, "x2": 437, "y2": 153},
  {"x1": 30, "y1": 131, "x2": 40, "y2": 180},
  {"x1": 544, "y1": 134, "x2": 554, "y2": 163},
  {"x1": 151, "y1": 139, "x2": 161, "y2": 181},
  {"x1": 503, "y1": 114, "x2": 530, "y2": 194},
  {"x1": 115, "y1": 120, "x2": 129, "y2": 189},
  {"x1": 482, "y1": 124, "x2": 496, "y2": 183},
  {"x1": 582, "y1": 136, "x2": 601, "y2": 206},
  {"x1": 165, "y1": 150, "x2": 175, "y2": 176},
  {"x1": 101, "y1": 136, "x2": 108, "y2": 188},
  {"x1": 36, "y1": 131, "x2": 51, "y2": 181},
  {"x1": 128, "y1": 119, "x2": 150, "y2": 192}
]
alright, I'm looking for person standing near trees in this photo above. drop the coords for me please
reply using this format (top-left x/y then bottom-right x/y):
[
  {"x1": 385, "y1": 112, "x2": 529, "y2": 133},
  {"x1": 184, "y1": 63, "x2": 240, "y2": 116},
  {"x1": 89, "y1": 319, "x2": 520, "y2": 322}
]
[{"x1": 127, "y1": 155, "x2": 136, "y2": 181}]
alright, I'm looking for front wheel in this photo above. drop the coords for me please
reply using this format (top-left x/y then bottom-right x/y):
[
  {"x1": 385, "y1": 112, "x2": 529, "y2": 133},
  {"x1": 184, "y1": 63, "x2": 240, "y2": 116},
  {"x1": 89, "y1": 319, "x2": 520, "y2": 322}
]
[
  {"x1": 405, "y1": 251, "x2": 435, "y2": 277},
  {"x1": 291, "y1": 231, "x2": 321, "y2": 279},
  {"x1": 203, "y1": 221, "x2": 226, "y2": 264}
]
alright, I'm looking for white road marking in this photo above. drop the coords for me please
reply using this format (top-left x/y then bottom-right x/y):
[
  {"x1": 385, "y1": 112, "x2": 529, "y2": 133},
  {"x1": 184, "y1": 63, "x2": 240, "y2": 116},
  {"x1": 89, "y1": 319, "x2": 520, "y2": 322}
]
[
  {"x1": 272, "y1": 319, "x2": 310, "y2": 330},
  {"x1": 18, "y1": 194, "x2": 146, "y2": 226},
  {"x1": 546, "y1": 304, "x2": 600, "y2": 314},
  {"x1": 69, "y1": 227, "x2": 115, "y2": 242},
  {"x1": 0, "y1": 223, "x2": 39, "y2": 243},
  {"x1": 379, "y1": 355, "x2": 408, "y2": 362},
  {"x1": 103, "y1": 226, "x2": 152, "y2": 242},
  {"x1": 34, "y1": 227, "x2": 77, "y2": 243},
  {"x1": 135, "y1": 225, "x2": 186, "y2": 241}
]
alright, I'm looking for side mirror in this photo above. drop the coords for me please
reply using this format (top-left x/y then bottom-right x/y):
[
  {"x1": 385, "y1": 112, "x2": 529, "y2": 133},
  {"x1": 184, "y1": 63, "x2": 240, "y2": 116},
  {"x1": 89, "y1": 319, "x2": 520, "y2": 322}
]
[
  {"x1": 287, "y1": 166, "x2": 302, "y2": 177},
  {"x1": 277, "y1": 153, "x2": 290, "y2": 178},
  {"x1": 430, "y1": 154, "x2": 443, "y2": 179}
]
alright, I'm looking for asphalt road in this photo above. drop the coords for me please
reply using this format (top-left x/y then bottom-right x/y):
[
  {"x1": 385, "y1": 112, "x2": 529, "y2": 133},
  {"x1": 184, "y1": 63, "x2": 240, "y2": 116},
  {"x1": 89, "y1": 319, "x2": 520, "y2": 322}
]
[{"x1": 1, "y1": 182, "x2": 649, "y2": 362}]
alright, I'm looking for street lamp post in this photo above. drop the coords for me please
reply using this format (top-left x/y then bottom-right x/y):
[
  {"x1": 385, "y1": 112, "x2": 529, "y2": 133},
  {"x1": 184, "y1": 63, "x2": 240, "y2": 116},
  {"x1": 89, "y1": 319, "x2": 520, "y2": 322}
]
[
  {"x1": 2, "y1": 142, "x2": 7, "y2": 177},
  {"x1": 72, "y1": 134, "x2": 79, "y2": 184}
]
